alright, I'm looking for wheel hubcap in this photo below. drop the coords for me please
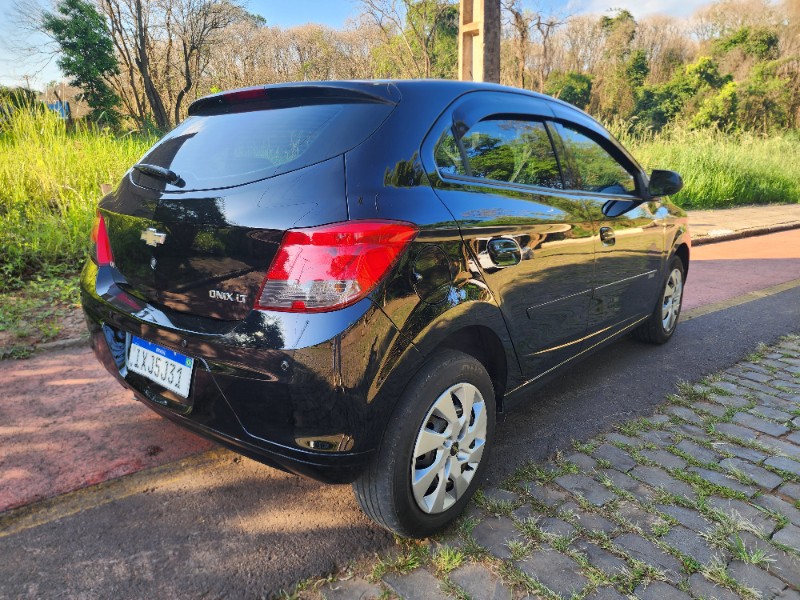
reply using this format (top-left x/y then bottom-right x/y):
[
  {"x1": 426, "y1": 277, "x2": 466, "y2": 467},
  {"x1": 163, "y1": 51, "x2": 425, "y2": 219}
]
[
  {"x1": 661, "y1": 268, "x2": 683, "y2": 333},
  {"x1": 411, "y1": 382, "x2": 487, "y2": 514}
]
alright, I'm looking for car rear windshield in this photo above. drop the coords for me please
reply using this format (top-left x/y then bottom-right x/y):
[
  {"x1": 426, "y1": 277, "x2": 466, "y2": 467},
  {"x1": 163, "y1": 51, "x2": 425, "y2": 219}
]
[{"x1": 131, "y1": 99, "x2": 395, "y2": 191}]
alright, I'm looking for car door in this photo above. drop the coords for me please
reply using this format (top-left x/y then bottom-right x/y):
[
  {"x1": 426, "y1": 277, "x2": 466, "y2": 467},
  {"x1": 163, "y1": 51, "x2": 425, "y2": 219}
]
[
  {"x1": 548, "y1": 112, "x2": 665, "y2": 336},
  {"x1": 422, "y1": 92, "x2": 596, "y2": 380}
]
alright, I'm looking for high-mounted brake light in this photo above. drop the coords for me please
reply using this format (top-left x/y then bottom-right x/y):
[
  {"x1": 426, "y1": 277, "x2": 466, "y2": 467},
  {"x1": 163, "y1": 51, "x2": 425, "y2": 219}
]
[
  {"x1": 90, "y1": 212, "x2": 114, "y2": 266},
  {"x1": 255, "y1": 220, "x2": 418, "y2": 313}
]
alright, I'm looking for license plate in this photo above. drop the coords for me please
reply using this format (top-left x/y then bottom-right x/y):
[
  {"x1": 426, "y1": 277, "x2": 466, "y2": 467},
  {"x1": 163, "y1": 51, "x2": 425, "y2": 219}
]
[{"x1": 127, "y1": 336, "x2": 194, "y2": 399}]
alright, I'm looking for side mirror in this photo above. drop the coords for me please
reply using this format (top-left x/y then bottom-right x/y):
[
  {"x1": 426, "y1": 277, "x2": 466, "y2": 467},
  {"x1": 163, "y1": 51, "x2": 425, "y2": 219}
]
[{"x1": 648, "y1": 170, "x2": 683, "y2": 197}]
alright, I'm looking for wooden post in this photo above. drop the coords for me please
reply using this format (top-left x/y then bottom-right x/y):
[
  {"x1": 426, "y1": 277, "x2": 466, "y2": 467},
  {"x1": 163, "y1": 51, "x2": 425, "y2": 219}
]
[{"x1": 459, "y1": 0, "x2": 501, "y2": 83}]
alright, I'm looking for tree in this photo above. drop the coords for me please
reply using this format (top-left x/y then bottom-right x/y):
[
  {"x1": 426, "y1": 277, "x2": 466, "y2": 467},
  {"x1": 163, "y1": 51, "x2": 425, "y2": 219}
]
[
  {"x1": 544, "y1": 71, "x2": 591, "y2": 108},
  {"x1": 361, "y1": 0, "x2": 457, "y2": 78},
  {"x1": 42, "y1": 0, "x2": 120, "y2": 125}
]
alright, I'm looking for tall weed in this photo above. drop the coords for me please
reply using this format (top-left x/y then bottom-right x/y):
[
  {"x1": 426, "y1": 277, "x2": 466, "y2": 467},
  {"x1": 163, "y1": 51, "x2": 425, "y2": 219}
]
[
  {"x1": 0, "y1": 109, "x2": 155, "y2": 288},
  {"x1": 615, "y1": 125, "x2": 800, "y2": 209}
]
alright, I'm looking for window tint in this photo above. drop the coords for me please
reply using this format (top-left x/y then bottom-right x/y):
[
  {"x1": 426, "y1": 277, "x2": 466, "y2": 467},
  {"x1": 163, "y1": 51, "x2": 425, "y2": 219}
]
[
  {"x1": 557, "y1": 125, "x2": 636, "y2": 194},
  {"x1": 132, "y1": 101, "x2": 394, "y2": 191},
  {"x1": 435, "y1": 119, "x2": 562, "y2": 188},
  {"x1": 434, "y1": 130, "x2": 466, "y2": 177}
]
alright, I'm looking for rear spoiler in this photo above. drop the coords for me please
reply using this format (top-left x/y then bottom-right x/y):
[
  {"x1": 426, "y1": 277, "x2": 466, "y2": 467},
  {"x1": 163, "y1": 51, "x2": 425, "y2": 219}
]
[{"x1": 188, "y1": 82, "x2": 400, "y2": 116}]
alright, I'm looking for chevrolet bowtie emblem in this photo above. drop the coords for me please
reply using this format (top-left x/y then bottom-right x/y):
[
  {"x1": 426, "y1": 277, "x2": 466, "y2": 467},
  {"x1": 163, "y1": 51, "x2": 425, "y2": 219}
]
[{"x1": 141, "y1": 228, "x2": 167, "y2": 247}]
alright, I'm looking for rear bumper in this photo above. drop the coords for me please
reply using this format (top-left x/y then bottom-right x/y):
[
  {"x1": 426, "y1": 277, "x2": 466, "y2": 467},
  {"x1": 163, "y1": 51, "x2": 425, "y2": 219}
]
[{"x1": 81, "y1": 261, "x2": 416, "y2": 484}]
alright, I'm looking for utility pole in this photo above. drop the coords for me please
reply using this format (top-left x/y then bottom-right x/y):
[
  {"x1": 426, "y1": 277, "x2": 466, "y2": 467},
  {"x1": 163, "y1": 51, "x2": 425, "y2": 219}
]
[{"x1": 459, "y1": 0, "x2": 501, "y2": 83}]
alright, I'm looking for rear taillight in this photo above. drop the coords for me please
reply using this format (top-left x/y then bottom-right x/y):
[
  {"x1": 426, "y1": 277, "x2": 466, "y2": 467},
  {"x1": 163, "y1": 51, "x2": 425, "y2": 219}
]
[
  {"x1": 90, "y1": 212, "x2": 114, "y2": 266},
  {"x1": 255, "y1": 220, "x2": 418, "y2": 313}
]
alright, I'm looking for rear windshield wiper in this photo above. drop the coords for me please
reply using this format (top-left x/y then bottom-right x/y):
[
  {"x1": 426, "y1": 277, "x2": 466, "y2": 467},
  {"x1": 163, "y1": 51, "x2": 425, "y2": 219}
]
[{"x1": 133, "y1": 163, "x2": 185, "y2": 187}]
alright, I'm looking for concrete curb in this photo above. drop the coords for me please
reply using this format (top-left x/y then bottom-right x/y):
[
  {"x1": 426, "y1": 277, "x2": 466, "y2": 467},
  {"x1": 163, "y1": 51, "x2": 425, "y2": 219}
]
[{"x1": 692, "y1": 221, "x2": 800, "y2": 245}]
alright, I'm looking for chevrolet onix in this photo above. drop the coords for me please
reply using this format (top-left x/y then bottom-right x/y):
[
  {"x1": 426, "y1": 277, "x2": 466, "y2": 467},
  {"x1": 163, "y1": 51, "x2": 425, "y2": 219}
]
[{"x1": 81, "y1": 80, "x2": 689, "y2": 537}]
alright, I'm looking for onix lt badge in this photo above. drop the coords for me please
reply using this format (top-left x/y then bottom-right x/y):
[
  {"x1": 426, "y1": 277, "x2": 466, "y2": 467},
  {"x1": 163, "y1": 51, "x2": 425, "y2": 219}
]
[{"x1": 141, "y1": 228, "x2": 167, "y2": 247}]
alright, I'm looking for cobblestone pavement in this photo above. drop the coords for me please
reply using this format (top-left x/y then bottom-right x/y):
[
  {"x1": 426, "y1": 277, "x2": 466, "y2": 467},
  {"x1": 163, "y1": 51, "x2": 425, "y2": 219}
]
[{"x1": 312, "y1": 335, "x2": 800, "y2": 600}]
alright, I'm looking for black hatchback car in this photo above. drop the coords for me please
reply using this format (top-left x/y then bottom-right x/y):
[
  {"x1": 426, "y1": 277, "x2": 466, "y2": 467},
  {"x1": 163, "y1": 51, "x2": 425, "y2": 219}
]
[{"x1": 82, "y1": 80, "x2": 689, "y2": 537}]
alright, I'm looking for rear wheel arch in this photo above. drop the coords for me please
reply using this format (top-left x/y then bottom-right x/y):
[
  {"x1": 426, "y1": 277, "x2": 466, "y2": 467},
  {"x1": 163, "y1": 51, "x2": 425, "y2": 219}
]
[
  {"x1": 436, "y1": 325, "x2": 508, "y2": 412},
  {"x1": 674, "y1": 242, "x2": 689, "y2": 279}
]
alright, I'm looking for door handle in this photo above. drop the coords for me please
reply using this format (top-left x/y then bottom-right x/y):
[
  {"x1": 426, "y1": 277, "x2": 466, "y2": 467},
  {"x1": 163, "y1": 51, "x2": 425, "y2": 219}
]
[
  {"x1": 599, "y1": 227, "x2": 616, "y2": 246},
  {"x1": 486, "y1": 237, "x2": 522, "y2": 267}
]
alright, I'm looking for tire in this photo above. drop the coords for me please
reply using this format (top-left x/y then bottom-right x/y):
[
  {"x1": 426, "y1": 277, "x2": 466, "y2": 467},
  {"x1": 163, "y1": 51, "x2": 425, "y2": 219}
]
[
  {"x1": 353, "y1": 349, "x2": 496, "y2": 538},
  {"x1": 633, "y1": 255, "x2": 685, "y2": 344}
]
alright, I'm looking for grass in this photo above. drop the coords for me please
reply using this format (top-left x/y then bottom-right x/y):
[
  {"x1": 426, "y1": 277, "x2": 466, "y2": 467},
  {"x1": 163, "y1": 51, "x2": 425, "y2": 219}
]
[
  {"x1": 618, "y1": 126, "x2": 800, "y2": 209},
  {"x1": 0, "y1": 108, "x2": 156, "y2": 288}
]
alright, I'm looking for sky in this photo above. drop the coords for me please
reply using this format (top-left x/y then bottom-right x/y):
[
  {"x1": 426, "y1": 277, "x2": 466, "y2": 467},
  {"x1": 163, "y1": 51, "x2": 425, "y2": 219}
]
[{"x1": 0, "y1": 0, "x2": 718, "y2": 90}]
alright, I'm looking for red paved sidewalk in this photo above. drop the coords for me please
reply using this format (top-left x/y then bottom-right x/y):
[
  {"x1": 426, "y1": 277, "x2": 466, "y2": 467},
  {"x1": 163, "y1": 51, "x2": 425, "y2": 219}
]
[{"x1": 0, "y1": 351, "x2": 212, "y2": 512}]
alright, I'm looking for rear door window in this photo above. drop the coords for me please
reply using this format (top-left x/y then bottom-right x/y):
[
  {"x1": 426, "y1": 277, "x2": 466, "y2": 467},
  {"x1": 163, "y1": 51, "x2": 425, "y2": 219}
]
[{"x1": 132, "y1": 100, "x2": 394, "y2": 192}]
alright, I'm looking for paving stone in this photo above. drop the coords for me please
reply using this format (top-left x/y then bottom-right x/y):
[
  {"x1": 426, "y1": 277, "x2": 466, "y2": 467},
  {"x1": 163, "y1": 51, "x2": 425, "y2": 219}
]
[
  {"x1": 631, "y1": 465, "x2": 697, "y2": 499},
  {"x1": 755, "y1": 495, "x2": 800, "y2": 528},
  {"x1": 512, "y1": 504, "x2": 539, "y2": 522},
  {"x1": 676, "y1": 439, "x2": 719, "y2": 464},
  {"x1": 662, "y1": 525, "x2": 722, "y2": 565},
  {"x1": 715, "y1": 441, "x2": 767, "y2": 463},
  {"x1": 634, "y1": 581, "x2": 692, "y2": 600},
  {"x1": 649, "y1": 414, "x2": 672, "y2": 425},
  {"x1": 599, "y1": 468, "x2": 654, "y2": 503},
  {"x1": 708, "y1": 497, "x2": 777, "y2": 534},
  {"x1": 572, "y1": 510, "x2": 618, "y2": 534},
  {"x1": 482, "y1": 488, "x2": 519, "y2": 505},
  {"x1": 604, "y1": 432, "x2": 640, "y2": 446},
  {"x1": 752, "y1": 406, "x2": 795, "y2": 423},
  {"x1": 709, "y1": 381, "x2": 746, "y2": 396},
  {"x1": 592, "y1": 443, "x2": 636, "y2": 472},
  {"x1": 524, "y1": 483, "x2": 569, "y2": 508},
  {"x1": 449, "y1": 563, "x2": 511, "y2": 600},
  {"x1": 719, "y1": 457, "x2": 784, "y2": 490},
  {"x1": 471, "y1": 517, "x2": 523, "y2": 560},
  {"x1": 613, "y1": 533, "x2": 683, "y2": 579},
  {"x1": 779, "y1": 589, "x2": 800, "y2": 600},
  {"x1": 727, "y1": 561, "x2": 786, "y2": 599},
  {"x1": 322, "y1": 578, "x2": 382, "y2": 600},
  {"x1": 559, "y1": 501, "x2": 581, "y2": 516},
  {"x1": 708, "y1": 393, "x2": 751, "y2": 408},
  {"x1": 688, "y1": 466, "x2": 757, "y2": 497},
  {"x1": 640, "y1": 448, "x2": 688, "y2": 470},
  {"x1": 583, "y1": 587, "x2": 628, "y2": 600},
  {"x1": 733, "y1": 412, "x2": 791, "y2": 437},
  {"x1": 515, "y1": 548, "x2": 588, "y2": 599},
  {"x1": 675, "y1": 423, "x2": 708, "y2": 438},
  {"x1": 687, "y1": 572, "x2": 741, "y2": 600},
  {"x1": 787, "y1": 430, "x2": 800, "y2": 445},
  {"x1": 657, "y1": 504, "x2": 712, "y2": 533},
  {"x1": 695, "y1": 401, "x2": 728, "y2": 417},
  {"x1": 565, "y1": 452, "x2": 597, "y2": 471},
  {"x1": 739, "y1": 369, "x2": 775, "y2": 383},
  {"x1": 572, "y1": 539, "x2": 628, "y2": 575},
  {"x1": 664, "y1": 405, "x2": 705, "y2": 425},
  {"x1": 736, "y1": 531, "x2": 800, "y2": 588},
  {"x1": 538, "y1": 517, "x2": 577, "y2": 538},
  {"x1": 765, "y1": 456, "x2": 800, "y2": 477},
  {"x1": 554, "y1": 474, "x2": 616, "y2": 506},
  {"x1": 778, "y1": 482, "x2": 800, "y2": 502},
  {"x1": 641, "y1": 429, "x2": 676, "y2": 446},
  {"x1": 758, "y1": 436, "x2": 800, "y2": 457},
  {"x1": 382, "y1": 569, "x2": 453, "y2": 600},
  {"x1": 616, "y1": 501, "x2": 665, "y2": 531},
  {"x1": 772, "y1": 523, "x2": 800, "y2": 551},
  {"x1": 716, "y1": 422, "x2": 760, "y2": 441}
]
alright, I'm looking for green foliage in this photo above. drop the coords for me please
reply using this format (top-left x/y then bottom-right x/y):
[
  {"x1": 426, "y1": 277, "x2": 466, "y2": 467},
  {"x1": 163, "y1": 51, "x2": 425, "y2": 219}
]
[
  {"x1": 715, "y1": 27, "x2": 780, "y2": 61},
  {"x1": 0, "y1": 108, "x2": 156, "y2": 286},
  {"x1": 625, "y1": 50, "x2": 650, "y2": 89},
  {"x1": 0, "y1": 87, "x2": 40, "y2": 112},
  {"x1": 545, "y1": 72, "x2": 592, "y2": 109},
  {"x1": 620, "y1": 126, "x2": 800, "y2": 209},
  {"x1": 691, "y1": 81, "x2": 738, "y2": 130},
  {"x1": 42, "y1": 0, "x2": 120, "y2": 126}
]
